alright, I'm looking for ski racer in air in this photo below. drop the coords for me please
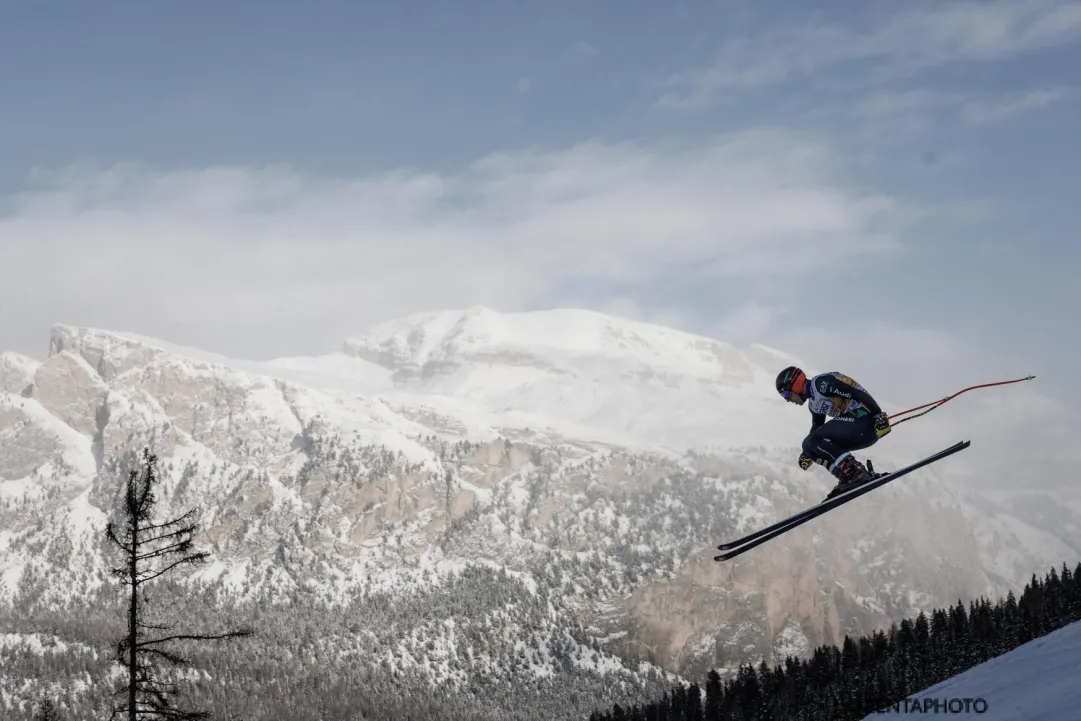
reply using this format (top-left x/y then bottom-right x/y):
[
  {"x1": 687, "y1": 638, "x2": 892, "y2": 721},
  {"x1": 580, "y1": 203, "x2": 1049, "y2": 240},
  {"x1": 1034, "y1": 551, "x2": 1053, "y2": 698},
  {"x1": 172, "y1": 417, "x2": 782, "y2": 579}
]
[{"x1": 775, "y1": 366, "x2": 892, "y2": 499}]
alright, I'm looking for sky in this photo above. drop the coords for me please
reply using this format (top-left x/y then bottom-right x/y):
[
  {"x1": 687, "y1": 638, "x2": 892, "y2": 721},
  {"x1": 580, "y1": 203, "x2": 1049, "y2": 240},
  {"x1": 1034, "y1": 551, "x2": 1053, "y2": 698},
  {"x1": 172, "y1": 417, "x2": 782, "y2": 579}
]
[{"x1": 1, "y1": 0, "x2": 1079, "y2": 485}]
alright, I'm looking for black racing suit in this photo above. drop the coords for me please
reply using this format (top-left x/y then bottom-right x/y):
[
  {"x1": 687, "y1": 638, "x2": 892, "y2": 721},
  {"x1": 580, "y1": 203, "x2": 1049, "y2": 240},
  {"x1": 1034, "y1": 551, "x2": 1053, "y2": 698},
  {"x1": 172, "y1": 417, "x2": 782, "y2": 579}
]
[{"x1": 801, "y1": 371, "x2": 884, "y2": 470}]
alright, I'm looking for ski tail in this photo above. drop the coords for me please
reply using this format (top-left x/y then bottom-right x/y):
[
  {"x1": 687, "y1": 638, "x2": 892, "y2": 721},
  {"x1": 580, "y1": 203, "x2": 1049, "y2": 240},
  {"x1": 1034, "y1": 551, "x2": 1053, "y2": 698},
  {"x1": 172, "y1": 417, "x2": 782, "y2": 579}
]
[{"x1": 714, "y1": 440, "x2": 970, "y2": 562}]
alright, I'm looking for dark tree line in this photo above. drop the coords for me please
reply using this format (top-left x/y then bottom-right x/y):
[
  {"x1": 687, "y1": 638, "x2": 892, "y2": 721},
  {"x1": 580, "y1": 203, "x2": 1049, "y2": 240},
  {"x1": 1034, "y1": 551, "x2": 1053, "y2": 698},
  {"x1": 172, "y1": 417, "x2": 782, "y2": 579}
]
[{"x1": 590, "y1": 560, "x2": 1081, "y2": 721}]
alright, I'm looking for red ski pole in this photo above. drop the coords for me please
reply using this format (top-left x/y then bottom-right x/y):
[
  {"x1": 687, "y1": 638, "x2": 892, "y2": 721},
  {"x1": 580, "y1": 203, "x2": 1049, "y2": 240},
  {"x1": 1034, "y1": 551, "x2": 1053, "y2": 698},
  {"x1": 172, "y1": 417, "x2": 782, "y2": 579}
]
[{"x1": 886, "y1": 375, "x2": 1035, "y2": 427}]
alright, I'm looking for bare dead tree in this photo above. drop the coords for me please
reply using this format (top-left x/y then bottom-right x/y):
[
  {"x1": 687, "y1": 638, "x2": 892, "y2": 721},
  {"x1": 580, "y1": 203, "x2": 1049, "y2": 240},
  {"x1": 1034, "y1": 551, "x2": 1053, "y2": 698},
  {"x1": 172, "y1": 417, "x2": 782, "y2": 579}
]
[{"x1": 106, "y1": 448, "x2": 253, "y2": 721}]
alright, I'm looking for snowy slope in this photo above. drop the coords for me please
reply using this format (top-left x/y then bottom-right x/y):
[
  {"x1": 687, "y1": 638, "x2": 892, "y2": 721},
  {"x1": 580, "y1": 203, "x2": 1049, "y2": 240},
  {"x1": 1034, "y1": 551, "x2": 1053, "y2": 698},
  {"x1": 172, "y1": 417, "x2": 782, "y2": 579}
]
[
  {"x1": 957, "y1": 491, "x2": 1081, "y2": 593},
  {"x1": 863, "y1": 620, "x2": 1081, "y2": 720}
]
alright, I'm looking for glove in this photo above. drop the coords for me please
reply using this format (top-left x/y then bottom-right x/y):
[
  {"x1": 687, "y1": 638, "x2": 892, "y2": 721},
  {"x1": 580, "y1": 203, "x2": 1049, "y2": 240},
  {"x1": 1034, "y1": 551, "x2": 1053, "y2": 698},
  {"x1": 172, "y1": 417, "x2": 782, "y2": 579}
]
[
  {"x1": 873, "y1": 412, "x2": 891, "y2": 438},
  {"x1": 798, "y1": 453, "x2": 814, "y2": 471}
]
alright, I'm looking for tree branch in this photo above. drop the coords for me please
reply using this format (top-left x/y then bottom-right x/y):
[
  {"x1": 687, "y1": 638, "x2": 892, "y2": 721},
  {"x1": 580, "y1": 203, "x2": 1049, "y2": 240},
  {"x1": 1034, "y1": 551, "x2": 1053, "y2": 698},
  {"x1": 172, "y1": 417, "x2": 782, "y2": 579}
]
[
  {"x1": 136, "y1": 539, "x2": 196, "y2": 561},
  {"x1": 140, "y1": 509, "x2": 199, "y2": 532},
  {"x1": 137, "y1": 553, "x2": 210, "y2": 583},
  {"x1": 137, "y1": 646, "x2": 191, "y2": 666},
  {"x1": 138, "y1": 629, "x2": 254, "y2": 647},
  {"x1": 138, "y1": 523, "x2": 200, "y2": 546}
]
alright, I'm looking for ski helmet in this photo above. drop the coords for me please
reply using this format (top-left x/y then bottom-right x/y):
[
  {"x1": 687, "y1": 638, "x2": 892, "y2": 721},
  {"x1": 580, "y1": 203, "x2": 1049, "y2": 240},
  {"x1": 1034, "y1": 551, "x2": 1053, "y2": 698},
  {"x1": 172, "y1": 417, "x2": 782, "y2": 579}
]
[{"x1": 776, "y1": 366, "x2": 805, "y2": 398}]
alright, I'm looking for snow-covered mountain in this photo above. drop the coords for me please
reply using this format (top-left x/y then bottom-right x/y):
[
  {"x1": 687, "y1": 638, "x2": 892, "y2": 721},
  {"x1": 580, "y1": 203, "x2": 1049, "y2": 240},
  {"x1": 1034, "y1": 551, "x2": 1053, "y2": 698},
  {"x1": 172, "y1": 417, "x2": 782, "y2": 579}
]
[
  {"x1": 1, "y1": 306, "x2": 1077, "y2": 719},
  {"x1": 280, "y1": 305, "x2": 812, "y2": 452}
]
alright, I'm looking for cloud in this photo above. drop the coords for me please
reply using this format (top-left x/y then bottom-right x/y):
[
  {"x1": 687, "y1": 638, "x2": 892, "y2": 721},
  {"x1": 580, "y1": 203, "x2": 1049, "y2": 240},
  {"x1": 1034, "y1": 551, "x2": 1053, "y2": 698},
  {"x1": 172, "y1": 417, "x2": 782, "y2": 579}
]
[
  {"x1": 961, "y1": 87, "x2": 1070, "y2": 124},
  {"x1": 710, "y1": 300, "x2": 787, "y2": 345},
  {"x1": 657, "y1": 0, "x2": 1081, "y2": 109},
  {"x1": 0, "y1": 130, "x2": 902, "y2": 360},
  {"x1": 849, "y1": 86, "x2": 1069, "y2": 137},
  {"x1": 515, "y1": 77, "x2": 534, "y2": 94}
]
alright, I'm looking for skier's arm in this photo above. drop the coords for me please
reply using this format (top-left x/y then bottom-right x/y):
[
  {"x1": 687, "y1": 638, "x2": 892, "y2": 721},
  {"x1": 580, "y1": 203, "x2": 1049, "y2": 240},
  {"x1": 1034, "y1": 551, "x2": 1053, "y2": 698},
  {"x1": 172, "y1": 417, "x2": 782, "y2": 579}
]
[{"x1": 810, "y1": 412, "x2": 825, "y2": 432}]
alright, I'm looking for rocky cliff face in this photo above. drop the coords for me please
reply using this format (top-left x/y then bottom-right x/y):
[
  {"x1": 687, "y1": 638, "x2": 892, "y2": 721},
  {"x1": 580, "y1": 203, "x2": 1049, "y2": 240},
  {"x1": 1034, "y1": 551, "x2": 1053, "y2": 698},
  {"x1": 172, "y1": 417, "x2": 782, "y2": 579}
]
[{"x1": 0, "y1": 314, "x2": 1074, "y2": 719}]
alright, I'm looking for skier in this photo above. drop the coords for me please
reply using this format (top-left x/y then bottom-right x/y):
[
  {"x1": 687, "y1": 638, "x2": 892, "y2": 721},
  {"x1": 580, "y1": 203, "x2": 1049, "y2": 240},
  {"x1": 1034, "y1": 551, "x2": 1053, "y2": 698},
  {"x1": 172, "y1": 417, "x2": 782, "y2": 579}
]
[{"x1": 775, "y1": 366, "x2": 892, "y2": 499}]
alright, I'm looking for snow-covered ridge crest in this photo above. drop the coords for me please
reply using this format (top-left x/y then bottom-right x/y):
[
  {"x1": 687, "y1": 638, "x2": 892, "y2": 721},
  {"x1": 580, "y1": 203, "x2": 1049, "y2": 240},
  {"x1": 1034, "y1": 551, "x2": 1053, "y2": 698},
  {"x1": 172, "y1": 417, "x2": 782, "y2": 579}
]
[
  {"x1": 0, "y1": 352, "x2": 40, "y2": 395},
  {"x1": 36, "y1": 323, "x2": 440, "y2": 470},
  {"x1": 48, "y1": 323, "x2": 275, "y2": 381},
  {"x1": 49, "y1": 323, "x2": 177, "y2": 382},
  {"x1": 45, "y1": 322, "x2": 393, "y2": 395},
  {"x1": 332, "y1": 306, "x2": 817, "y2": 451},
  {"x1": 37, "y1": 310, "x2": 814, "y2": 454},
  {"x1": 342, "y1": 305, "x2": 800, "y2": 386}
]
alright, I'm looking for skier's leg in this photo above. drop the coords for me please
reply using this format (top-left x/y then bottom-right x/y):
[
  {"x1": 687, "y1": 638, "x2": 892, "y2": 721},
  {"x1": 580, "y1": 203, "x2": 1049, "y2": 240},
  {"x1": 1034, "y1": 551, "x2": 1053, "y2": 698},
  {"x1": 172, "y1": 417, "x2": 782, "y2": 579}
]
[
  {"x1": 805, "y1": 417, "x2": 878, "y2": 457},
  {"x1": 802, "y1": 417, "x2": 874, "y2": 464},
  {"x1": 803, "y1": 417, "x2": 879, "y2": 491}
]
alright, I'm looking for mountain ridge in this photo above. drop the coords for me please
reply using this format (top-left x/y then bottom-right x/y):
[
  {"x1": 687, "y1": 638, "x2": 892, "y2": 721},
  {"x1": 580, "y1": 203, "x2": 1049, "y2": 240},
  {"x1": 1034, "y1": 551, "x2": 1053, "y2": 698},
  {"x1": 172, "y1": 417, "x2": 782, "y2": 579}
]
[
  {"x1": 1, "y1": 307, "x2": 1077, "y2": 719},
  {"x1": 34, "y1": 309, "x2": 816, "y2": 455}
]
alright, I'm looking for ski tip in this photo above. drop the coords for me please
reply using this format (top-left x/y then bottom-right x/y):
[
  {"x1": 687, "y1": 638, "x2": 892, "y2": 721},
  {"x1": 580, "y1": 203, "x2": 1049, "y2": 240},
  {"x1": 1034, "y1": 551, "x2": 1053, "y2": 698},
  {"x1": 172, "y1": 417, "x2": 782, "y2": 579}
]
[{"x1": 717, "y1": 537, "x2": 754, "y2": 551}]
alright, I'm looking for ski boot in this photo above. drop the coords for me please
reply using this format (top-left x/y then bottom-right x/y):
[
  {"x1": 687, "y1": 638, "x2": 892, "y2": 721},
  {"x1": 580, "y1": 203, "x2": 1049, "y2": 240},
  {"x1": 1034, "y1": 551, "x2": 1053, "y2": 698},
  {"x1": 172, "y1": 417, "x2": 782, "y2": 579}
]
[{"x1": 824, "y1": 454, "x2": 875, "y2": 500}]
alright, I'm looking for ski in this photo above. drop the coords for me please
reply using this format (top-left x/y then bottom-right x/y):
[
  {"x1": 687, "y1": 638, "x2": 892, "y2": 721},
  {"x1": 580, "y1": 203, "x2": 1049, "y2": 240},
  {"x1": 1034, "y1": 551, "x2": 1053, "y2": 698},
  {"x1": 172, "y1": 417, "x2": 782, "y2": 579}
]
[
  {"x1": 715, "y1": 440, "x2": 970, "y2": 553},
  {"x1": 714, "y1": 440, "x2": 971, "y2": 562}
]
